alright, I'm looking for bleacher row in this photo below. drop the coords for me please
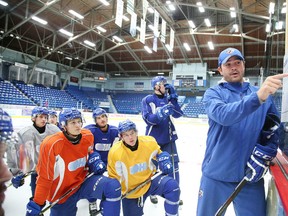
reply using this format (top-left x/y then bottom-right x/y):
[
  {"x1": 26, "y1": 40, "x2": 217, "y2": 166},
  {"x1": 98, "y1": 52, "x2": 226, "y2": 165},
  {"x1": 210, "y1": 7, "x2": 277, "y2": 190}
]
[{"x1": 0, "y1": 79, "x2": 283, "y2": 118}]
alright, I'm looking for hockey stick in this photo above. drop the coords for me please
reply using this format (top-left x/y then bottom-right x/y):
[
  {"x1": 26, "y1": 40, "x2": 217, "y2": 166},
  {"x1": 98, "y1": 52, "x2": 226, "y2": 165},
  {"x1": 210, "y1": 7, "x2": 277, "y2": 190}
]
[
  {"x1": 6, "y1": 170, "x2": 35, "y2": 188},
  {"x1": 91, "y1": 171, "x2": 164, "y2": 216},
  {"x1": 40, "y1": 172, "x2": 94, "y2": 215},
  {"x1": 214, "y1": 177, "x2": 248, "y2": 216},
  {"x1": 121, "y1": 171, "x2": 163, "y2": 199}
]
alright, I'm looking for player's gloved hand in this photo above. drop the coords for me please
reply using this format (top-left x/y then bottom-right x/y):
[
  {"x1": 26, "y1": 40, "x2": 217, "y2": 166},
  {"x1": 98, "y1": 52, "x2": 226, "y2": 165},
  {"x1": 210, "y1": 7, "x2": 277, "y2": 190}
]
[
  {"x1": 164, "y1": 84, "x2": 178, "y2": 100},
  {"x1": 259, "y1": 113, "x2": 280, "y2": 145},
  {"x1": 156, "y1": 104, "x2": 174, "y2": 120},
  {"x1": 245, "y1": 143, "x2": 277, "y2": 182},
  {"x1": 157, "y1": 152, "x2": 173, "y2": 175},
  {"x1": 11, "y1": 172, "x2": 25, "y2": 188},
  {"x1": 88, "y1": 152, "x2": 106, "y2": 175},
  {"x1": 26, "y1": 200, "x2": 43, "y2": 216}
]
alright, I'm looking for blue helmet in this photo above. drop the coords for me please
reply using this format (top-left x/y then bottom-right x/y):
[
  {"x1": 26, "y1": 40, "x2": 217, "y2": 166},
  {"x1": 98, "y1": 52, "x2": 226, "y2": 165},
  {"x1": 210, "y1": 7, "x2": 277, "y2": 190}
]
[
  {"x1": 59, "y1": 108, "x2": 82, "y2": 126},
  {"x1": 151, "y1": 76, "x2": 167, "y2": 89},
  {"x1": 0, "y1": 108, "x2": 15, "y2": 145},
  {"x1": 118, "y1": 119, "x2": 136, "y2": 134},
  {"x1": 92, "y1": 108, "x2": 107, "y2": 119},
  {"x1": 31, "y1": 106, "x2": 49, "y2": 118},
  {"x1": 49, "y1": 110, "x2": 58, "y2": 116}
]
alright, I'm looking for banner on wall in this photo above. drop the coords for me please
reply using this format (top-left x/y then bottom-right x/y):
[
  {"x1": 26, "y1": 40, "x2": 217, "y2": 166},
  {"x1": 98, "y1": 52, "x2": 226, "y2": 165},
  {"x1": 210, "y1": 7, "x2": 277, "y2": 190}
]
[{"x1": 134, "y1": 82, "x2": 144, "y2": 91}]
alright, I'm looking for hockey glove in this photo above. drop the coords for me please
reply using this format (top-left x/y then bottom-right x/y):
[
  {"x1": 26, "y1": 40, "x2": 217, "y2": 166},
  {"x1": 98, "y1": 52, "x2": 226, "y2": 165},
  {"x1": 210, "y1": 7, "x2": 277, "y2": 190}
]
[
  {"x1": 26, "y1": 200, "x2": 43, "y2": 216},
  {"x1": 164, "y1": 84, "x2": 178, "y2": 100},
  {"x1": 11, "y1": 172, "x2": 25, "y2": 188},
  {"x1": 157, "y1": 152, "x2": 173, "y2": 175},
  {"x1": 156, "y1": 104, "x2": 174, "y2": 121},
  {"x1": 88, "y1": 152, "x2": 106, "y2": 175}
]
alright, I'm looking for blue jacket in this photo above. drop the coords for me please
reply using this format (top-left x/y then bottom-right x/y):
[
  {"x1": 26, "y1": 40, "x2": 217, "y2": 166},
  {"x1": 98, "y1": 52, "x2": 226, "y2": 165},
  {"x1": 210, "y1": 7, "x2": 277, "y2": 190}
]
[
  {"x1": 202, "y1": 81, "x2": 279, "y2": 182},
  {"x1": 141, "y1": 94, "x2": 183, "y2": 145}
]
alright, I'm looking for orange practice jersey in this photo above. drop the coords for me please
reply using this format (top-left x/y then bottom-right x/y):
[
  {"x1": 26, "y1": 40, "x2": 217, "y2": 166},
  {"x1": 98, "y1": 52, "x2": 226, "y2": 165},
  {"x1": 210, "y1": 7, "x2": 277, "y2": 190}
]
[{"x1": 33, "y1": 129, "x2": 93, "y2": 205}]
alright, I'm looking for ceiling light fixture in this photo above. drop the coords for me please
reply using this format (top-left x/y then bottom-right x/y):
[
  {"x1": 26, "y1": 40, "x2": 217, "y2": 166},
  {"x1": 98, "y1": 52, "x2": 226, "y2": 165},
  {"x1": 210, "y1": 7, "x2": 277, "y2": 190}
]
[
  {"x1": 204, "y1": 18, "x2": 211, "y2": 27},
  {"x1": 230, "y1": 7, "x2": 236, "y2": 18},
  {"x1": 208, "y1": 41, "x2": 214, "y2": 50},
  {"x1": 265, "y1": 23, "x2": 271, "y2": 32},
  {"x1": 68, "y1": 10, "x2": 84, "y2": 19},
  {"x1": 96, "y1": 26, "x2": 107, "y2": 33},
  {"x1": 144, "y1": 46, "x2": 152, "y2": 53},
  {"x1": 59, "y1": 29, "x2": 74, "y2": 37},
  {"x1": 148, "y1": 7, "x2": 154, "y2": 13},
  {"x1": 113, "y1": 35, "x2": 123, "y2": 43},
  {"x1": 32, "y1": 16, "x2": 48, "y2": 25},
  {"x1": 84, "y1": 40, "x2": 96, "y2": 47},
  {"x1": 188, "y1": 20, "x2": 196, "y2": 28},
  {"x1": 65, "y1": 56, "x2": 72, "y2": 60},
  {"x1": 196, "y1": 2, "x2": 205, "y2": 13},
  {"x1": 122, "y1": 15, "x2": 129, "y2": 21},
  {"x1": 281, "y1": 3, "x2": 286, "y2": 13},
  {"x1": 269, "y1": 2, "x2": 275, "y2": 14},
  {"x1": 0, "y1": 0, "x2": 8, "y2": 6},
  {"x1": 99, "y1": 0, "x2": 110, "y2": 6},
  {"x1": 165, "y1": 44, "x2": 173, "y2": 52},
  {"x1": 183, "y1": 43, "x2": 191, "y2": 51}
]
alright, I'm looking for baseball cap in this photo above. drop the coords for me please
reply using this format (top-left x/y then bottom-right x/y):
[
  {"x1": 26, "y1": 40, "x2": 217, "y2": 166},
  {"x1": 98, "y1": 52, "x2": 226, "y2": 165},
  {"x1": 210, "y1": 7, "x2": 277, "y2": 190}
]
[{"x1": 218, "y1": 48, "x2": 244, "y2": 66}]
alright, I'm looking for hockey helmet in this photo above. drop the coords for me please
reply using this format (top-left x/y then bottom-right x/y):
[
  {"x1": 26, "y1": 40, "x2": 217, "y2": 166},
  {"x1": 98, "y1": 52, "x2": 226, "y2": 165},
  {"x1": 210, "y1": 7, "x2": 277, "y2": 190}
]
[
  {"x1": 151, "y1": 76, "x2": 167, "y2": 89},
  {"x1": 31, "y1": 106, "x2": 49, "y2": 118},
  {"x1": 118, "y1": 119, "x2": 136, "y2": 134},
  {"x1": 92, "y1": 108, "x2": 107, "y2": 119},
  {"x1": 59, "y1": 108, "x2": 82, "y2": 126},
  {"x1": 49, "y1": 110, "x2": 58, "y2": 117},
  {"x1": 0, "y1": 108, "x2": 15, "y2": 145}
]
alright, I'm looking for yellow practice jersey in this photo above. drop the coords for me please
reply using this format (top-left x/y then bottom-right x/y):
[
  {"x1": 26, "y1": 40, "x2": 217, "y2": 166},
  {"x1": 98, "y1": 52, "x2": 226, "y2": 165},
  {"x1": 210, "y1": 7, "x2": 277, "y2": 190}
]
[{"x1": 108, "y1": 135, "x2": 161, "y2": 199}]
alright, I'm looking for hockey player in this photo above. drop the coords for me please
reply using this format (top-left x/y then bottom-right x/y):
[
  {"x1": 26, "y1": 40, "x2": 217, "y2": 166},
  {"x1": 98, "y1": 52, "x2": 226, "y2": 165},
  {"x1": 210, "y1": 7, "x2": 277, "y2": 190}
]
[
  {"x1": 0, "y1": 109, "x2": 14, "y2": 216},
  {"x1": 7, "y1": 106, "x2": 60, "y2": 197},
  {"x1": 141, "y1": 76, "x2": 183, "y2": 205},
  {"x1": 108, "y1": 119, "x2": 180, "y2": 216},
  {"x1": 84, "y1": 108, "x2": 119, "y2": 215},
  {"x1": 48, "y1": 110, "x2": 61, "y2": 130},
  {"x1": 197, "y1": 47, "x2": 288, "y2": 215},
  {"x1": 25, "y1": 108, "x2": 121, "y2": 216}
]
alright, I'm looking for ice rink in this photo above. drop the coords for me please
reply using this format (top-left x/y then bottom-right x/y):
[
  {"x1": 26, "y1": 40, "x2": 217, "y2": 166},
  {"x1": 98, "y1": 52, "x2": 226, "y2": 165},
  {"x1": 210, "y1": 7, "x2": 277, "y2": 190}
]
[{"x1": 3, "y1": 113, "x2": 242, "y2": 215}]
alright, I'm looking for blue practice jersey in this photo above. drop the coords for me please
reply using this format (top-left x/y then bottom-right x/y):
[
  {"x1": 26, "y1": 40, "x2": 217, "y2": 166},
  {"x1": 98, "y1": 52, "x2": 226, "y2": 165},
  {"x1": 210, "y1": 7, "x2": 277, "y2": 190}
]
[
  {"x1": 202, "y1": 81, "x2": 279, "y2": 182},
  {"x1": 141, "y1": 94, "x2": 183, "y2": 145},
  {"x1": 84, "y1": 124, "x2": 119, "y2": 165}
]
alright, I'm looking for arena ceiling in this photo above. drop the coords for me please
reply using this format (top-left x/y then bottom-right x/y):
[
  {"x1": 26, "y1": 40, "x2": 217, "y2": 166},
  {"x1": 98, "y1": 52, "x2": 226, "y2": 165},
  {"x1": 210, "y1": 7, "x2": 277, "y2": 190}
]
[{"x1": 0, "y1": 0, "x2": 286, "y2": 79}]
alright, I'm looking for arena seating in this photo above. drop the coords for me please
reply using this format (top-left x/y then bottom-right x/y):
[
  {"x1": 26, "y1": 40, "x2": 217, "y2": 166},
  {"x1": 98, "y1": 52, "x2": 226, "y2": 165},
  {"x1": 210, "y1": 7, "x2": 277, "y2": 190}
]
[
  {"x1": 182, "y1": 96, "x2": 206, "y2": 118},
  {"x1": 0, "y1": 80, "x2": 34, "y2": 106},
  {"x1": 111, "y1": 92, "x2": 147, "y2": 114}
]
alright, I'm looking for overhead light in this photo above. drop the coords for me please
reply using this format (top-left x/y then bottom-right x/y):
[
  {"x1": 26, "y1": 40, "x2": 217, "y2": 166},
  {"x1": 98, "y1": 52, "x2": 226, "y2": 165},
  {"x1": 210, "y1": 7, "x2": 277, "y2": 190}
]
[
  {"x1": 65, "y1": 56, "x2": 72, "y2": 60},
  {"x1": 99, "y1": 0, "x2": 110, "y2": 6},
  {"x1": 112, "y1": 35, "x2": 123, "y2": 43},
  {"x1": 32, "y1": 16, "x2": 48, "y2": 25},
  {"x1": 0, "y1": 1, "x2": 8, "y2": 6},
  {"x1": 196, "y1": 2, "x2": 205, "y2": 13},
  {"x1": 96, "y1": 26, "x2": 107, "y2": 33},
  {"x1": 68, "y1": 10, "x2": 84, "y2": 19},
  {"x1": 59, "y1": 28, "x2": 73, "y2": 37},
  {"x1": 166, "y1": 1, "x2": 176, "y2": 11},
  {"x1": 281, "y1": 3, "x2": 286, "y2": 13},
  {"x1": 265, "y1": 23, "x2": 271, "y2": 32},
  {"x1": 144, "y1": 46, "x2": 152, "y2": 54},
  {"x1": 148, "y1": 7, "x2": 154, "y2": 13},
  {"x1": 233, "y1": 24, "x2": 239, "y2": 32},
  {"x1": 275, "y1": 21, "x2": 283, "y2": 30},
  {"x1": 114, "y1": 73, "x2": 121, "y2": 76},
  {"x1": 207, "y1": 41, "x2": 214, "y2": 50},
  {"x1": 204, "y1": 18, "x2": 211, "y2": 27},
  {"x1": 158, "y1": 72, "x2": 164, "y2": 75},
  {"x1": 136, "y1": 26, "x2": 141, "y2": 31},
  {"x1": 165, "y1": 44, "x2": 173, "y2": 52},
  {"x1": 188, "y1": 20, "x2": 196, "y2": 28},
  {"x1": 84, "y1": 40, "x2": 96, "y2": 47},
  {"x1": 122, "y1": 15, "x2": 129, "y2": 21},
  {"x1": 230, "y1": 7, "x2": 236, "y2": 18},
  {"x1": 269, "y1": 2, "x2": 275, "y2": 14},
  {"x1": 183, "y1": 43, "x2": 191, "y2": 51},
  {"x1": 148, "y1": 24, "x2": 155, "y2": 31}
]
